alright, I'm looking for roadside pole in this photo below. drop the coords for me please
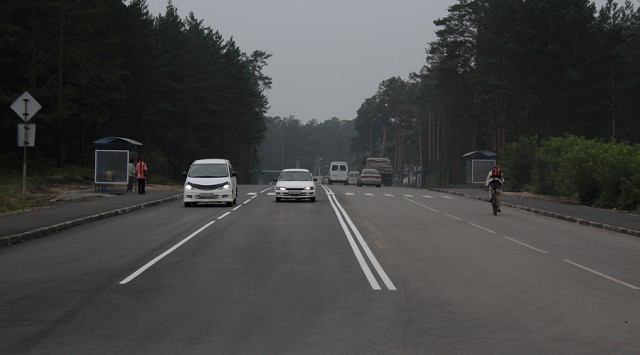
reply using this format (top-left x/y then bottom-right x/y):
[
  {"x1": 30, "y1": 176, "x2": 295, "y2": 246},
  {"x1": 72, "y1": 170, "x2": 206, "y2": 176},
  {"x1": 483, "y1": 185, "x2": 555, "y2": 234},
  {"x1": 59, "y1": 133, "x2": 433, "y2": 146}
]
[{"x1": 11, "y1": 92, "x2": 41, "y2": 211}]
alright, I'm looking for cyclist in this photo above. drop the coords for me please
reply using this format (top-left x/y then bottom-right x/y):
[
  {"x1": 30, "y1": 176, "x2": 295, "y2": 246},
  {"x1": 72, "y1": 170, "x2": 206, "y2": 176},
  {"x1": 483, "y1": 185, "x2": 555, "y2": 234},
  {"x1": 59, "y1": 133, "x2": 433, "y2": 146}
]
[{"x1": 485, "y1": 165, "x2": 505, "y2": 212}]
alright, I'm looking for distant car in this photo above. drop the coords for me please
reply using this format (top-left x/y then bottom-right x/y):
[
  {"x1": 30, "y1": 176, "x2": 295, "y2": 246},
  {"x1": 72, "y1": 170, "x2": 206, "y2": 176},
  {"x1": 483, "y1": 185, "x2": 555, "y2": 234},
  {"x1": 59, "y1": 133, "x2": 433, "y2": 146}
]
[
  {"x1": 347, "y1": 171, "x2": 360, "y2": 185},
  {"x1": 274, "y1": 168, "x2": 317, "y2": 202},
  {"x1": 357, "y1": 169, "x2": 382, "y2": 187},
  {"x1": 321, "y1": 175, "x2": 329, "y2": 184},
  {"x1": 183, "y1": 158, "x2": 238, "y2": 207}
]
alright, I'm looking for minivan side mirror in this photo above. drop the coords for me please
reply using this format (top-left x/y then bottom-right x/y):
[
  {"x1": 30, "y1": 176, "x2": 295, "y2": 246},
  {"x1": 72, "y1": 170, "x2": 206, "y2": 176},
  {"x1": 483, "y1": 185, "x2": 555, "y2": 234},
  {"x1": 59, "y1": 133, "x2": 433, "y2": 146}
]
[
  {"x1": 182, "y1": 171, "x2": 187, "y2": 176},
  {"x1": 231, "y1": 172, "x2": 237, "y2": 177},
  {"x1": 313, "y1": 178, "x2": 318, "y2": 181}
]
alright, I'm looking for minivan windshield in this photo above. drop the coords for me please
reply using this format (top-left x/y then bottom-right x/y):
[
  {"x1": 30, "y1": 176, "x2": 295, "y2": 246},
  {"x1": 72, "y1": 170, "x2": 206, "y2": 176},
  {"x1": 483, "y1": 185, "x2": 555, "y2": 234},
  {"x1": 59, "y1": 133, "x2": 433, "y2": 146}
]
[
  {"x1": 188, "y1": 163, "x2": 229, "y2": 178},
  {"x1": 279, "y1": 171, "x2": 312, "y2": 181}
]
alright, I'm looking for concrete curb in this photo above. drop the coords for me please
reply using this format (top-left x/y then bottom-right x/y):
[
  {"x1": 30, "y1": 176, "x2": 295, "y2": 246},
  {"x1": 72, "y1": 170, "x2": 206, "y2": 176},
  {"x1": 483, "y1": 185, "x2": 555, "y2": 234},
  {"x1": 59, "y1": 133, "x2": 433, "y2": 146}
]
[
  {"x1": 431, "y1": 189, "x2": 640, "y2": 238},
  {"x1": 0, "y1": 194, "x2": 183, "y2": 248}
]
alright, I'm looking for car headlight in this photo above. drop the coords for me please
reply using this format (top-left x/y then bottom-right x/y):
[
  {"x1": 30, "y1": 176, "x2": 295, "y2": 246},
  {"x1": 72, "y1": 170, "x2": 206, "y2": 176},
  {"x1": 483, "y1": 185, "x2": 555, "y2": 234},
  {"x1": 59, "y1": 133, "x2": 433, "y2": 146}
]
[
  {"x1": 185, "y1": 183, "x2": 193, "y2": 190},
  {"x1": 221, "y1": 183, "x2": 230, "y2": 190},
  {"x1": 277, "y1": 186, "x2": 286, "y2": 191},
  {"x1": 304, "y1": 186, "x2": 314, "y2": 191}
]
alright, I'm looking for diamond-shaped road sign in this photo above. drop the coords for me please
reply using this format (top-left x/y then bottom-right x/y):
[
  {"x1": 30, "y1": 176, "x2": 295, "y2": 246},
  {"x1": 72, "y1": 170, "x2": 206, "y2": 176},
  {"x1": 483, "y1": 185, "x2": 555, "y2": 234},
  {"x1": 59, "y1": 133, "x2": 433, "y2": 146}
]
[{"x1": 11, "y1": 91, "x2": 41, "y2": 122}]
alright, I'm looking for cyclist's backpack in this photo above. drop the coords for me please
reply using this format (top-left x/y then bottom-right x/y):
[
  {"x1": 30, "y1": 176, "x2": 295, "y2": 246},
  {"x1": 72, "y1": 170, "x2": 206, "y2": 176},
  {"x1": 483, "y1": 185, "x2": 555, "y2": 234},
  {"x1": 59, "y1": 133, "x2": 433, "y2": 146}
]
[{"x1": 491, "y1": 167, "x2": 502, "y2": 178}]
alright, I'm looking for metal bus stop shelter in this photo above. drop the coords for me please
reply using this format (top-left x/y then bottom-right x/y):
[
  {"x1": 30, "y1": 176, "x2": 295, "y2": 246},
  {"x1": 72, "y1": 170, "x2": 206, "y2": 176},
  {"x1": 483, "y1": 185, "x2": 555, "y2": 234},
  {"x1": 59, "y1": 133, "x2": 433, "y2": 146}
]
[
  {"x1": 93, "y1": 137, "x2": 143, "y2": 193},
  {"x1": 463, "y1": 150, "x2": 497, "y2": 184}
]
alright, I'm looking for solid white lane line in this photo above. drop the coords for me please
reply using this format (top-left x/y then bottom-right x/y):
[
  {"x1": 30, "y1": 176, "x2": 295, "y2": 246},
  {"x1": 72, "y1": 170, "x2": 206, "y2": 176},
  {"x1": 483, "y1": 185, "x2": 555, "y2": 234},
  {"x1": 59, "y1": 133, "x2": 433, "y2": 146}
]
[
  {"x1": 218, "y1": 212, "x2": 231, "y2": 219},
  {"x1": 564, "y1": 259, "x2": 640, "y2": 290},
  {"x1": 469, "y1": 223, "x2": 495, "y2": 234},
  {"x1": 443, "y1": 213, "x2": 462, "y2": 221},
  {"x1": 328, "y1": 195, "x2": 381, "y2": 290},
  {"x1": 404, "y1": 197, "x2": 440, "y2": 212},
  {"x1": 332, "y1": 196, "x2": 397, "y2": 291},
  {"x1": 120, "y1": 221, "x2": 216, "y2": 284},
  {"x1": 260, "y1": 187, "x2": 272, "y2": 193},
  {"x1": 504, "y1": 237, "x2": 548, "y2": 254}
]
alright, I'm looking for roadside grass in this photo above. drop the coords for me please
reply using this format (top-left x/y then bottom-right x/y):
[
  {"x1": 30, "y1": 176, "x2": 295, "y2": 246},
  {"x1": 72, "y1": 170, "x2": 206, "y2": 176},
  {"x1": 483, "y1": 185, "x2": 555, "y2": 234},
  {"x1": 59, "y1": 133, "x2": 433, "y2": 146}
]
[{"x1": 0, "y1": 166, "x2": 94, "y2": 215}]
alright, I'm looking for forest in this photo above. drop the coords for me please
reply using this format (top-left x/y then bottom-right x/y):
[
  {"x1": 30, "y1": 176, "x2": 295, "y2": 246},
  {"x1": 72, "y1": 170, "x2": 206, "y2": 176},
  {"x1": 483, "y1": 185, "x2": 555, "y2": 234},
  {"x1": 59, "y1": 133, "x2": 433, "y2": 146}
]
[
  {"x1": 350, "y1": 0, "x2": 640, "y2": 188},
  {"x1": 2, "y1": 0, "x2": 640, "y2": 202},
  {"x1": 0, "y1": 0, "x2": 270, "y2": 183}
]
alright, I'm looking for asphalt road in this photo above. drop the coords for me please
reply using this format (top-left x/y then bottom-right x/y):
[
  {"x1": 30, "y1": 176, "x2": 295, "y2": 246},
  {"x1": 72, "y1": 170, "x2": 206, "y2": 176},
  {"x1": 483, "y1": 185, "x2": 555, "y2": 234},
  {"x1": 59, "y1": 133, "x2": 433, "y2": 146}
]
[{"x1": 1, "y1": 184, "x2": 639, "y2": 354}]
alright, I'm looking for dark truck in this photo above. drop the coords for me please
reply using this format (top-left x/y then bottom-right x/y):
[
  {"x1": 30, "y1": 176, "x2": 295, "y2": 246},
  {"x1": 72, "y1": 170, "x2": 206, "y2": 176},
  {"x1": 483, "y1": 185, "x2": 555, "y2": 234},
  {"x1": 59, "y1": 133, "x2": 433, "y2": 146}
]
[{"x1": 365, "y1": 157, "x2": 393, "y2": 186}]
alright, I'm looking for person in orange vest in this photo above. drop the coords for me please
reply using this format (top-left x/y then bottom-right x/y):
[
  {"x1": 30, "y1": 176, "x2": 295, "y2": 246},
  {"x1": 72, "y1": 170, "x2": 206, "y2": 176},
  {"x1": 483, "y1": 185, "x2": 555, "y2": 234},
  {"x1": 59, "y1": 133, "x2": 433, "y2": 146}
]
[{"x1": 136, "y1": 157, "x2": 149, "y2": 194}]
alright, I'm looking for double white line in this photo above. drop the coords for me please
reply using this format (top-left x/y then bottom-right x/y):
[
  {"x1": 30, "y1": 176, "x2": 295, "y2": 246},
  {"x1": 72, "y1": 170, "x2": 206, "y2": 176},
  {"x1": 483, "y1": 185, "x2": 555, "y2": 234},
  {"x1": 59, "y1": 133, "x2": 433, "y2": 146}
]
[{"x1": 322, "y1": 186, "x2": 396, "y2": 291}]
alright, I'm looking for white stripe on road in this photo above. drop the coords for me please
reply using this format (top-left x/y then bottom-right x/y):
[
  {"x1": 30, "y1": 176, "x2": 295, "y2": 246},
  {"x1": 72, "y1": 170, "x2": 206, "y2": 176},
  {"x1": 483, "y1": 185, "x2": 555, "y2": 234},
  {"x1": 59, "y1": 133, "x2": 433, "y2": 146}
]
[
  {"x1": 564, "y1": 259, "x2": 640, "y2": 290},
  {"x1": 120, "y1": 221, "x2": 216, "y2": 284},
  {"x1": 331, "y1": 194, "x2": 396, "y2": 291},
  {"x1": 443, "y1": 213, "x2": 462, "y2": 221},
  {"x1": 404, "y1": 197, "x2": 440, "y2": 212},
  {"x1": 218, "y1": 212, "x2": 231, "y2": 219},
  {"x1": 422, "y1": 195, "x2": 434, "y2": 198},
  {"x1": 327, "y1": 195, "x2": 381, "y2": 290},
  {"x1": 384, "y1": 194, "x2": 394, "y2": 197},
  {"x1": 403, "y1": 194, "x2": 414, "y2": 198},
  {"x1": 441, "y1": 196, "x2": 454, "y2": 199},
  {"x1": 504, "y1": 237, "x2": 548, "y2": 254},
  {"x1": 469, "y1": 222, "x2": 495, "y2": 234}
]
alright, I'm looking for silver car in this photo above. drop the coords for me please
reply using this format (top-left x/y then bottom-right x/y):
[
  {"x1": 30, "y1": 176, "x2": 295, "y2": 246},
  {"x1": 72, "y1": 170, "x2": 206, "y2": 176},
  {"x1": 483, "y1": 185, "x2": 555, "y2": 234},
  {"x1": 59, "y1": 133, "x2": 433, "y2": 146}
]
[{"x1": 274, "y1": 169, "x2": 317, "y2": 202}]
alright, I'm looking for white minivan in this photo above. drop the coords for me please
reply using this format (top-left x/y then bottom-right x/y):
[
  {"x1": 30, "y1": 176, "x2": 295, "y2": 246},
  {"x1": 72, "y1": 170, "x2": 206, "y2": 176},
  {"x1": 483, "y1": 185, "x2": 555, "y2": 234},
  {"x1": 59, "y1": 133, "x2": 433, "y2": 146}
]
[
  {"x1": 183, "y1": 158, "x2": 237, "y2": 207},
  {"x1": 328, "y1": 161, "x2": 348, "y2": 185}
]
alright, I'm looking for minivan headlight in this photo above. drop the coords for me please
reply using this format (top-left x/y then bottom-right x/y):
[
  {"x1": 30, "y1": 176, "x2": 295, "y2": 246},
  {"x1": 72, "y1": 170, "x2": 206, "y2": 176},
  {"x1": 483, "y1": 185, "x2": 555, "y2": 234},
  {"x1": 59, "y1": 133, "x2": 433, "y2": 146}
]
[{"x1": 185, "y1": 183, "x2": 193, "y2": 190}]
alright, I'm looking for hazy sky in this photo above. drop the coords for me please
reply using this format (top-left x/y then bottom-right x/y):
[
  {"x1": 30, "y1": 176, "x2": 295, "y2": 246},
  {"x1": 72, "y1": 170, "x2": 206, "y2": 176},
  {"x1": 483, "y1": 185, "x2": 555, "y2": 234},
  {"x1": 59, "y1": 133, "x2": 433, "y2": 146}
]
[{"x1": 145, "y1": 0, "x2": 609, "y2": 122}]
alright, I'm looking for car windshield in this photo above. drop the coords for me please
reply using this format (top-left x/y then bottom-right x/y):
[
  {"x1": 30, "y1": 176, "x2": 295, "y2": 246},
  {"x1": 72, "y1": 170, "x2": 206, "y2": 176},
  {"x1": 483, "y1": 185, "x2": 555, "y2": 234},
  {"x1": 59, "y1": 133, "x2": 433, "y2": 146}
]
[
  {"x1": 189, "y1": 163, "x2": 228, "y2": 178},
  {"x1": 279, "y1": 171, "x2": 312, "y2": 181},
  {"x1": 362, "y1": 169, "x2": 379, "y2": 175}
]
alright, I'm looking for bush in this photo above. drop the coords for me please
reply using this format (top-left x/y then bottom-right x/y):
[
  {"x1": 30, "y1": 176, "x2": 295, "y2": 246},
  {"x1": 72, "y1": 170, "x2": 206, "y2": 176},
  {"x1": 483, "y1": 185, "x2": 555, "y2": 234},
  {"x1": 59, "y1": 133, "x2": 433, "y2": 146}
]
[{"x1": 504, "y1": 135, "x2": 640, "y2": 210}]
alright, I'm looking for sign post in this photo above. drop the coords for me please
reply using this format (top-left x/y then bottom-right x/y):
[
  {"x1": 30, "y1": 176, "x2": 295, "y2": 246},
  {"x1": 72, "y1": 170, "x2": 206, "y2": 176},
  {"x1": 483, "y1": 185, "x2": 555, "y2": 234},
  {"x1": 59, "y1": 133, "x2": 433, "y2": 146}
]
[{"x1": 11, "y1": 91, "x2": 41, "y2": 210}]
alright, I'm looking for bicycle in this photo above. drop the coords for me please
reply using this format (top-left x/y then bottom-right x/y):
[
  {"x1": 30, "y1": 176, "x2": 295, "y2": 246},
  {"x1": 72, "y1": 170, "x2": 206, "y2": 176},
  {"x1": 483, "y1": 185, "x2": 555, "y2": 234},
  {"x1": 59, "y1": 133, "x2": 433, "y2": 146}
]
[{"x1": 490, "y1": 188, "x2": 499, "y2": 216}]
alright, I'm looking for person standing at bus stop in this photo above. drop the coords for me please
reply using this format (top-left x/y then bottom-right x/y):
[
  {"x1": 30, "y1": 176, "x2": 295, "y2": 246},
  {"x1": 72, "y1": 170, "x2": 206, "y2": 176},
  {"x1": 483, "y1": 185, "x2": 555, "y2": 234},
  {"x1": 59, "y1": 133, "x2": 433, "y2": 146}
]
[
  {"x1": 128, "y1": 158, "x2": 136, "y2": 192},
  {"x1": 136, "y1": 157, "x2": 148, "y2": 194}
]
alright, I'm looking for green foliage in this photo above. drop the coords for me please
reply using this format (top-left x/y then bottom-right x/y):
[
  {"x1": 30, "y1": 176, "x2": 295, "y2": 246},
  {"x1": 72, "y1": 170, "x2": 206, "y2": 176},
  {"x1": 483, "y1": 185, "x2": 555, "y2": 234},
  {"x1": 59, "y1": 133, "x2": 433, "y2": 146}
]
[
  {"x1": 500, "y1": 136, "x2": 540, "y2": 191},
  {"x1": 505, "y1": 135, "x2": 640, "y2": 211}
]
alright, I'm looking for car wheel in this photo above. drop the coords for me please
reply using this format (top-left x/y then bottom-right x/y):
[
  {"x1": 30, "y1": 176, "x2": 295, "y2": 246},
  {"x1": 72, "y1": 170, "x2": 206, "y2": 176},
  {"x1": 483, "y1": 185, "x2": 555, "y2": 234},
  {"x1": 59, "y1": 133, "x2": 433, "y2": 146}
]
[
  {"x1": 377, "y1": 184, "x2": 381, "y2": 188},
  {"x1": 329, "y1": 180, "x2": 333, "y2": 185},
  {"x1": 276, "y1": 197, "x2": 282, "y2": 202},
  {"x1": 226, "y1": 201, "x2": 232, "y2": 207},
  {"x1": 310, "y1": 197, "x2": 316, "y2": 202},
  {"x1": 184, "y1": 202, "x2": 191, "y2": 207}
]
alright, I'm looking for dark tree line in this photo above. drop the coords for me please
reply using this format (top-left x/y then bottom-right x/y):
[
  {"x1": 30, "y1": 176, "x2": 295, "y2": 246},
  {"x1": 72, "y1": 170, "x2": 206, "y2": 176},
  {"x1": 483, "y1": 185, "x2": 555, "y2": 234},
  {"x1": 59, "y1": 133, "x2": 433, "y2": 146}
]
[
  {"x1": 351, "y1": 0, "x2": 640, "y2": 187},
  {"x1": 258, "y1": 116, "x2": 356, "y2": 177},
  {"x1": 0, "y1": 0, "x2": 270, "y2": 182}
]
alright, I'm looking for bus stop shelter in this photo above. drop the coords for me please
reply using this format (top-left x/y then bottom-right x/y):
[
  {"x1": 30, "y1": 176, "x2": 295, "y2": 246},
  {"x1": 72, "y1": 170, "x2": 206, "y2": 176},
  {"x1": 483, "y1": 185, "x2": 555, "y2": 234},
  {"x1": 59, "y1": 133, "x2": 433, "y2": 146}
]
[
  {"x1": 93, "y1": 136, "x2": 143, "y2": 193},
  {"x1": 463, "y1": 150, "x2": 497, "y2": 184}
]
